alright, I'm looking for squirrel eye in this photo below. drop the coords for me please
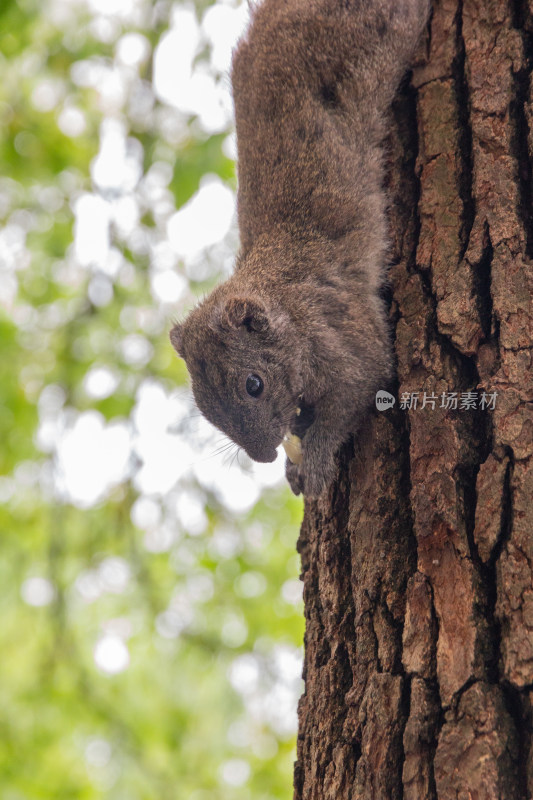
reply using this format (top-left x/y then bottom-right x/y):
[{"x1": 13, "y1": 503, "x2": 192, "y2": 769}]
[{"x1": 245, "y1": 374, "x2": 264, "y2": 398}]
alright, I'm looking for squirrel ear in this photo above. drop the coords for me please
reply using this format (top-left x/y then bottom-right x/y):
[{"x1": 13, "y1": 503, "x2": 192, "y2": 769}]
[
  {"x1": 221, "y1": 297, "x2": 269, "y2": 332},
  {"x1": 169, "y1": 323, "x2": 185, "y2": 357}
]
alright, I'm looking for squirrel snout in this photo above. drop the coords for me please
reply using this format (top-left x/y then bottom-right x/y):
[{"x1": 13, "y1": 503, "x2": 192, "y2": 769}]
[{"x1": 246, "y1": 444, "x2": 278, "y2": 463}]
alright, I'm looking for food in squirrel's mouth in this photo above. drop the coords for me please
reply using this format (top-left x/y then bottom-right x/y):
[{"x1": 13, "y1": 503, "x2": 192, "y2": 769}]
[{"x1": 282, "y1": 433, "x2": 303, "y2": 465}]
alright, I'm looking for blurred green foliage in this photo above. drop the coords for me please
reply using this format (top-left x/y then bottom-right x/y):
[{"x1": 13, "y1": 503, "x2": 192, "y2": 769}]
[{"x1": 0, "y1": 1, "x2": 304, "y2": 798}]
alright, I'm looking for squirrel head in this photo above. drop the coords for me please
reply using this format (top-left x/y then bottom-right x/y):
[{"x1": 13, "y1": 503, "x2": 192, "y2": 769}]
[{"x1": 170, "y1": 289, "x2": 303, "y2": 463}]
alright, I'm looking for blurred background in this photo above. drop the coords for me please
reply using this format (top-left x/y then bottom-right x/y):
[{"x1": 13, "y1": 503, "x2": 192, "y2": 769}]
[{"x1": 0, "y1": 0, "x2": 304, "y2": 797}]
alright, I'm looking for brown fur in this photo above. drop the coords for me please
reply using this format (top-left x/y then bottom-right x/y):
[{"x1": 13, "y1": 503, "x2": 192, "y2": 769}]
[{"x1": 170, "y1": 0, "x2": 430, "y2": 496}]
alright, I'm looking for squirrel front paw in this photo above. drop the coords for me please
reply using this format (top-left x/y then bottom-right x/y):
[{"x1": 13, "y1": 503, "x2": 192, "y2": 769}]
[
  {"x1": 285, "y1": 459, "x2": 304, "y2": 496},
  {"x1": 285, "y1": 452, "x2": 337, "y2": 499}
]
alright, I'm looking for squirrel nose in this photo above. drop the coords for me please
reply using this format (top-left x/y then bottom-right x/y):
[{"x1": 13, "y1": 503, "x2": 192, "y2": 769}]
[{"x1": 248, "y1": 445, "x2": 277, "y2": 463}]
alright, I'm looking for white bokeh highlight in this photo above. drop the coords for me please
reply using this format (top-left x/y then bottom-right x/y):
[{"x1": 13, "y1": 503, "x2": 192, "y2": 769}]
[
  {"x1": 21, "y1": 576, "x2": 56, "y2": 607},
  {"x1": 229, "y1": 645, "x2": 304, "y2": 738},
  {"x1": 54, "y1": 412, "x2": 132, "y2": 508},
  {"x1": 167, "y1": 176, "x2": 235, "y2": 260},
  {"x1": 83, "y1": 366, "x2": 120, "y2": 399},
  {"x1": 94, "y1": 634, "x2": 131, "y2": 675}
]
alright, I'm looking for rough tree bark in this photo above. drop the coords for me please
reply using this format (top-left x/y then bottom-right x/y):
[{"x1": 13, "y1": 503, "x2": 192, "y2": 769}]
[{"x1": 294, "y1": 1, "x2": 533, "y2": 798}]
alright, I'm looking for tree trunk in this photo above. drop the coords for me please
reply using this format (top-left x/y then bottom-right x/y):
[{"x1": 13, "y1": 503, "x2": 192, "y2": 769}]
[{"x1": 294, "y1": 1, "x2": 533, "y2": 798}]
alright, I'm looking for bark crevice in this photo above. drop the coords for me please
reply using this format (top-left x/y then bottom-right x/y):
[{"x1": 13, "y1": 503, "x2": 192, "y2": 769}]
[
  {"x1": 472, "y1": 221, "x2": 495, "y2": 343},
  {"x1": 510, "y1": 3, "x2": 533, "y2": 257},
  {"x1": 500, "y1": 680, "x2": 531, "y2": 796},
  {"x1": 453, "y1": 0, "x2": 476, "y2": 260},
  {"x1": 483, "y1": 448, "x2": 515, "y2": 685}
]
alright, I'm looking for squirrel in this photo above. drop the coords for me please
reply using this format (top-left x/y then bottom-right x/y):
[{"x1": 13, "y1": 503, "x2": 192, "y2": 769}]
[{"x1": 170, "y1": 0, "x2": 430, "y2": 497}]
